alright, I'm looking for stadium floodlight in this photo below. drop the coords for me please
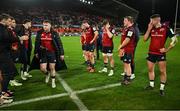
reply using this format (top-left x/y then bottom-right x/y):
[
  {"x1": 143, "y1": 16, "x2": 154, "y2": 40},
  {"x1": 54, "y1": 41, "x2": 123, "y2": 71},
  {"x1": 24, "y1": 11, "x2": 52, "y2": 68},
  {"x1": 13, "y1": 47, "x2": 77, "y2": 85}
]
[
  {"x1": 79, "y1": 0, "x2": 94, "y2": 5},
  {"x1": 174, "y1": 0, "x2": 179, "y2": 33}
]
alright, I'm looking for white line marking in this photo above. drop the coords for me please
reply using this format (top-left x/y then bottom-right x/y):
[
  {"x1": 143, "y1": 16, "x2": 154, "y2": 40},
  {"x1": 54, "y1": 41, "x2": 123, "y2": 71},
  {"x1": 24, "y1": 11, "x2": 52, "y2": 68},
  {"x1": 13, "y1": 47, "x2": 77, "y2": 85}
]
[
  {"x1": 0, "y1": 93, "x2": 68, "y2": 108},
  {"x1": 0, "y1": 82, "x2": 121, "y2": 109},
  {"x1": 76, "y1": 83, "x2": 121, "y2": 94},
  {"x1": 56, "y1": 74, "x2": 88, "y2": 111}
]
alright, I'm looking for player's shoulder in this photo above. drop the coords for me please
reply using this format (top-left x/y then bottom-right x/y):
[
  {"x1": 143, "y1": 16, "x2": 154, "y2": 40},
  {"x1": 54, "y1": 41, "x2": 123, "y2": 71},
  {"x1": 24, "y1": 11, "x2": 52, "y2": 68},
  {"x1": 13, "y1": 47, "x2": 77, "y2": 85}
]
[{"x1": 127, "y1": 26, "x2": 135, "y2": 32}]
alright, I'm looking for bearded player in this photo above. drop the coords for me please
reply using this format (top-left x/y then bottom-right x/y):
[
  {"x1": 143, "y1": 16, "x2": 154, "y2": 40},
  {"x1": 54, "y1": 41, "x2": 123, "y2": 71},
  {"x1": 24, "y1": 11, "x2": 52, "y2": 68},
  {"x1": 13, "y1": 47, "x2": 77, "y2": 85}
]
[
  {"x1": 144, "y1": 14, "x2": 177, "y2": 96},
  {"x1": 118, "y1": 16, "x2": 136, "y2": 85}
]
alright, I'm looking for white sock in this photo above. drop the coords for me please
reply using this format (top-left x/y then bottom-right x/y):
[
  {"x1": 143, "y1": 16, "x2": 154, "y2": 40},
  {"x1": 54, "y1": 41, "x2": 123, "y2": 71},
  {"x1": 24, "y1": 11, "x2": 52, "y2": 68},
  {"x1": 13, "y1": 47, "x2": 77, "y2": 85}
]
[
  {"x1": 150, "y1": 81, "x2": 154, "y2": 87},
  {"x1": 160, "y1": 83, "x2": 165, "y2": 90}
]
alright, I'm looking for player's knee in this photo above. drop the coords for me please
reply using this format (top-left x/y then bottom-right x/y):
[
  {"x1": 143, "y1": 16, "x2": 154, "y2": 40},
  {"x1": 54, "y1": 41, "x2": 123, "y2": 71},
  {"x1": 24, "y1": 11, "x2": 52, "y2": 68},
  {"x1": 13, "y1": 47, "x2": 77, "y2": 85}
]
[
  {"x1": 40, "y1": 66, "x2": 46, "y2": 73},
  {"x1": 160, "y1": 69, "x2": 166, "y2": 75},
  {"x1": 148, "y1": 66, "x2": 154, "y2": 73}
]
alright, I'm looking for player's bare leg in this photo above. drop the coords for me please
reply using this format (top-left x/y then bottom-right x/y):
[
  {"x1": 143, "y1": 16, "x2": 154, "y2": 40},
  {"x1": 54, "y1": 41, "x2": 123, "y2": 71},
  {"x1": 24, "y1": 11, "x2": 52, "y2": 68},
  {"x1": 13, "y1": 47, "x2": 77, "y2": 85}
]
[
  {"x1": 89, "y1": 52, "x2": 95, "y2": 72},
  {"x1": 86, "y1": 51, "x2": 91, "y2": 71},
  {"x1": 122, "y1": 63, "x2": 131, "y2": 85},
  {"x1": 121, "y1": 66, "x2": 126, "y2": 76},
  {"x1": 40, "y1": 63, "x2": 50, "y2": 83},
  {"x1": 145, "y1": 61, "x2": 155, "y2": 90},
  {"x1": 49, "y1": 63, "x2": 56, "y2": 88},
  {"x1": 108, "y1": 55, "x2": 114, "y2": 76},
  {"x1": 158, "y1": 61, "x2": 167, "y2": 96},
  {"x1": 99, "y1": 54, "x2": 108, "y2": 73}
]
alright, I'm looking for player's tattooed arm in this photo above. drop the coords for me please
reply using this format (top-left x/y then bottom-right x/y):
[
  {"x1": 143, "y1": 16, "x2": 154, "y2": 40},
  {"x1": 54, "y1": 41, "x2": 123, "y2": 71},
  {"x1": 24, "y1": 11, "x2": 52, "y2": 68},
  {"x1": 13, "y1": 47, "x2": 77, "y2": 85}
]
[
  {"x1": 160, "y1": 28, "x2": 178, "y2": 53},
  {"x1": 144, "y1": 19, "x2": 153, "y2": 42},
  {"x1": 160, "y1": 36, "x2": 178, "y2": 53}
]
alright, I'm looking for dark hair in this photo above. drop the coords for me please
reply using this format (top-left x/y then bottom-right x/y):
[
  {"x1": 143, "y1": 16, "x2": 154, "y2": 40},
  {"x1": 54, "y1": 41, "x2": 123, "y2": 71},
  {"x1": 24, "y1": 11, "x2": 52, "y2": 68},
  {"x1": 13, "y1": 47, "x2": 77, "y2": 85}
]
[
  {"x1": 124, "y1": 16, "x2": 134, "y2": 23},
  {"x1": 0, "y1": 13, "x2": 11, "y2": 21},
  {"x1": 150, "y1": 14, "x2": 161, "y2": 19},
  {"x1": 43, "y1": 20, "x2": 52, "y2": 24},
  {"x1": 23, "y1": 19, "x2": 31, "y2": 24},
  {"x1": 82, "y1": 20, "x2": 88, "y2": 24},
  {"x1": 102, "y1": 19, "x2": 109, "y2": 26},
  {"x1": 10, "y1": 16, "x2": 15, "y2": 20}
]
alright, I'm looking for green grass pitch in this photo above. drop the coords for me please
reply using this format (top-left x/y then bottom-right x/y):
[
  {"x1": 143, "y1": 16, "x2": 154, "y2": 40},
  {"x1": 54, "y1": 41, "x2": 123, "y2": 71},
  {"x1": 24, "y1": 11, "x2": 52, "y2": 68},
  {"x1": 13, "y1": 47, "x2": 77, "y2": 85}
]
[{"x1": 1, "y1": 36, "x2": 180, "y2": 110}]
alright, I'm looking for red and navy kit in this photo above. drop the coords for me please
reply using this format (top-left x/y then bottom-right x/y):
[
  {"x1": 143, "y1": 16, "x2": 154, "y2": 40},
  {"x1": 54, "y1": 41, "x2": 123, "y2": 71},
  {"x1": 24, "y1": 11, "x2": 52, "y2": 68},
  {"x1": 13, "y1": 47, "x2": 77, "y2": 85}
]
[
  {"x1": 41, "y1": 32, "x2": 56, "y2": 52},
  {"x1": 102, "y1": 28, "x2": 113, "y2": 47},
  {"x1": 147, "y1": 24, "x2": 174, "y2": 63},
  {"x1": 102, "y1": 28, "x2": 115, "y2": 54},
  {"x1": 84, "y1": 27, "x2": 95, "y2": 44},
  {"x1": 121, "y1": 26, "x2": 136, "y2": 63},
  {"x1": 40, "y1": 32, "x2": 56, "y2": 63},
  {"x1": 121, "y1": 26, "x2": 136, "y2": 53},
  {"x1": 84, "y1": 26, "x2": 97, "y2": 52}
]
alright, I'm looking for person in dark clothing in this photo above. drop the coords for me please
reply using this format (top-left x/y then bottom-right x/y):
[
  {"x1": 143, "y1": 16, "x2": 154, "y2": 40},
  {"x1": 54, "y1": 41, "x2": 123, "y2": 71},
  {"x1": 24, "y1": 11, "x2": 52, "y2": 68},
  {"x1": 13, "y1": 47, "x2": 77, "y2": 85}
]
[
  {"x1": 96, "y1": 26, "x2": 103, "y2": 60},
  {"x1": 33, "y1": 20, "x2": 65, "y2": 88},
  {"x1": 0, "y1": 13, "x2": 28, "y2": 103},
  {"x1": 130, "y1": 23, "x2": 140, "y2": 79},
  {"x1": 15, "y1": 19, "x2": 32, "y2": 80},
  {"x1": 8, "y1": 17, "x2": 22, "y2": 87}
]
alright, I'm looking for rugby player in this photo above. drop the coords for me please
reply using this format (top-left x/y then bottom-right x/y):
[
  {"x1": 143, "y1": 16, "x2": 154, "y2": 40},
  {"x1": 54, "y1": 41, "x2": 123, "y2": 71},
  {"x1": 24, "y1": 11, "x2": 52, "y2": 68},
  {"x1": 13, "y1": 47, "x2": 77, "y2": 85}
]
[
  {"x1": 118, "y1": 16, "x2": 136, "y2": 85},
  {"x1": 99, "y1": 20, "x2": 115, "y2": 76},
  {"x1": 82, "y1": 20, "x2": 98, "y2": 73},
  {"x1": 144, "y1": 14, "x2": 177, "y2": 96}
]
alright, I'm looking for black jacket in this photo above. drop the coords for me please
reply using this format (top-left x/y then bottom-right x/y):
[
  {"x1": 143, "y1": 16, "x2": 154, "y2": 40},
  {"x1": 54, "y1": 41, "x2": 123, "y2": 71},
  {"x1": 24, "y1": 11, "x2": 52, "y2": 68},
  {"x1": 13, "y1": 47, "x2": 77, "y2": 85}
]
[
  {"x1": 34, "y1": 29, "x2": 64, "y2": 56},
  {"x1": 29, "y1": 29, "x2": 67, "y2": 71},
  {"x1": 15, "y1": 24, "x2": 32, "y2": 51},
  {"x1": 14, "y1": 24, "x2": 32, "y2": 64},
  {"x1": 0, "y1": 23, "x2": 20, "y2": 74}
]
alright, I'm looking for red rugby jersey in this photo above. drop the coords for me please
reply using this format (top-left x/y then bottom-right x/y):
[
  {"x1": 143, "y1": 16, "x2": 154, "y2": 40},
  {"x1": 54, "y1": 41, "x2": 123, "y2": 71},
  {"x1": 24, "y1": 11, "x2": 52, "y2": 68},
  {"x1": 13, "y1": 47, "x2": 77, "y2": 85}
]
[
  {"x1": 121, "y1": 26, "x2": 136, "y2": 53},
  {"x1": 102, "y1": 28, "x2": 114, "y2": 47},
  {"x1": 149, "y1": 25, "x2": 174, "y2": 55},
  {"x1": 84, "y1": 27, "x2": 96, "y2": 44},
  {"x1": 40, "y1": 32, "x2": 56, "y2": 52},
  {"x1": 81, "y1": 33, "x2": 85, "y2": 45}
]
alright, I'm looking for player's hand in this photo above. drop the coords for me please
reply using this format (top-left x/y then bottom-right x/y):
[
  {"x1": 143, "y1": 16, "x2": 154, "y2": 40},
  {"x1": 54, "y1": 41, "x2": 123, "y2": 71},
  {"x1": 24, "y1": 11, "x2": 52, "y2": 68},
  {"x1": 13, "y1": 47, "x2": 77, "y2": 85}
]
[
  {"x1": 90, "y1": 40, "x2": 94, "y2": 44},
  {"x1": 12, "y1": 46, "x2": 18, "y2": 51},
  {"x1": 117, "y1": 45, "x2": 122, "y2": 51},
  {"x1": 60, "y1": 55, "x2": 64, "y2": 60},
  {"x1": 21, "y1": 35, "x2": 29, "y2": 41},
  {"x1": 160, "y1": 48, "x2": 167, "y2": 53},
  {"x1": 148, "y1": 19, "x2": 153, "y2": 30},
  {"x1": 118, "y1": 49, "x2": 124, "y2": 57},
  {"x1": 35, "y1": 53, "x2": 38, "y2": 58}
]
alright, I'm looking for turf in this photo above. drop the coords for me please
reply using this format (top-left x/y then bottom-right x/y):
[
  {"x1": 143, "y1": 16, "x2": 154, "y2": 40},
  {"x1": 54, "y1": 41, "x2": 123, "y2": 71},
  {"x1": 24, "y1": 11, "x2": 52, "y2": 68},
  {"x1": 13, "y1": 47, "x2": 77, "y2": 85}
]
[{"x1": 1, "y1": 36, "x2": 180, "y2": 110}]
